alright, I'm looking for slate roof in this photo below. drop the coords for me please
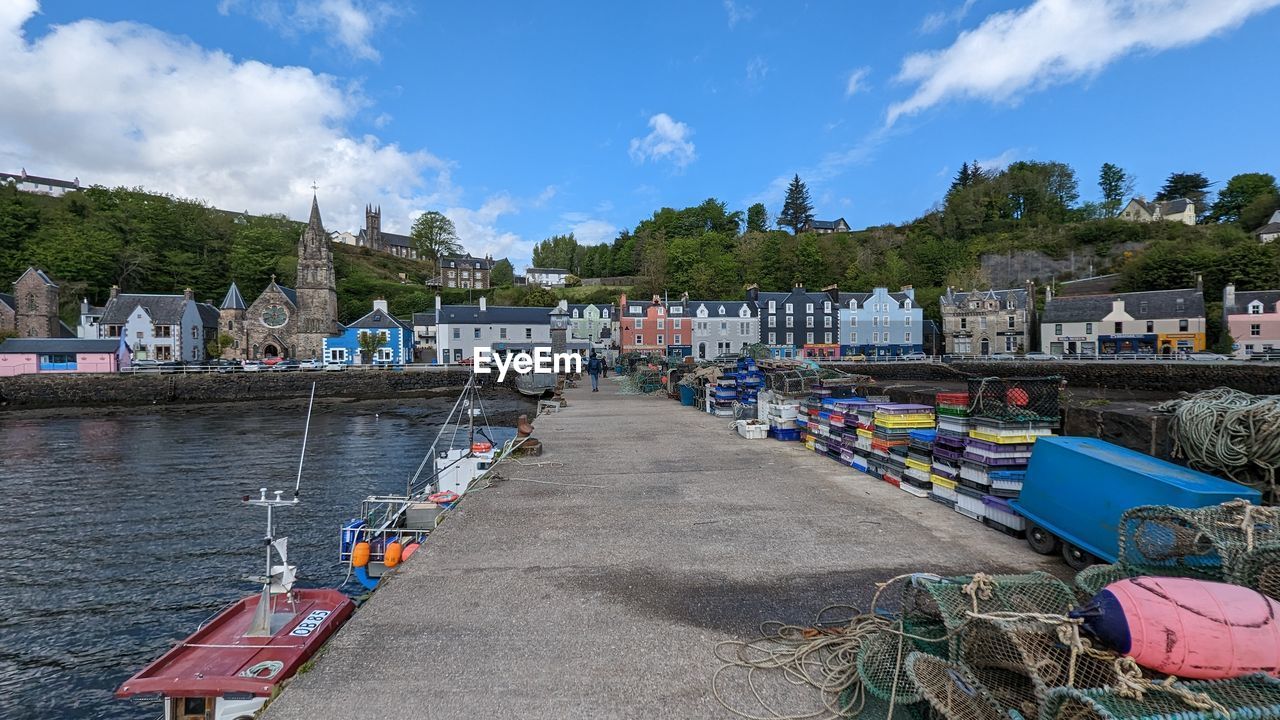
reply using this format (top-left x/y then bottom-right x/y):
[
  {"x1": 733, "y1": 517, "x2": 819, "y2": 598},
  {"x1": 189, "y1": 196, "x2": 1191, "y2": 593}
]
[
  {"x1": 0, "y1": 293, "x2": 12, "y2": 311},
  {"x1": 0, "y1": 172, "x2": 79, "y2": 190},
  {"x1": 442, "y1": 255, "x2": 495, "y2": 270},
  {"x1": 347, "y1": 307, "x2": 412, "y2": 331},
  {"x1": 437, "y1": 304, "x2": 558, "y2": 325},
  {"x1": 195, "y1": 303, "x2": 220, "y2": 328},
  {"x1": 756, "y1": 288, "x2": 837, "y2": 310},
  {"x1": 0, "y1": 337, "x2": 119, "y2": 354},
  {"x1": 940, "y1": 288, "x2": 1029, "y2": 310},
  {"x1": 257, "y1": 279, "x2": 298, "y2": 307},
  {"x1": 380, "y1": 231, "x2": 412, "y2": 248},
  {"x1": 220, "y1": 282, "x2": 246, "y2": 310},
  {"x1": 838, "y1": 290, "x2": 912, "y2": 307},
  {"x1": 621, "y1": 297, "x2": 667, "y2": 318},
  {"x1": 15, "y1": 267, "x2": 57, "y2": 287},
  {"x1": 802, "y1": 218, "x2": 849, "y2": 231},
  {"x1": 100, "y1": 294, "x2": 190, "y2": 325},
  {"x1": 1159, "y1": 198, "x2": 1193, "y2": 216},
  {"x1": 1233, "y1": 291, "x2": 1280, "y2": 315},
  {"x1": 1042, "y1": 288, "x2": 1204, "y2": 323},
  {"x1": 411, "y1": 312, "x2": 436, "y2": 326},
  {"x1": 1254, "y1": 222, "x2": 1280, "y2": 237},
  {"x1": 567, "y1": 303, "x2": 612, "y2": 316},
  {"x1": 690, "y1": 300, "x2": 757, "y2": 317}
]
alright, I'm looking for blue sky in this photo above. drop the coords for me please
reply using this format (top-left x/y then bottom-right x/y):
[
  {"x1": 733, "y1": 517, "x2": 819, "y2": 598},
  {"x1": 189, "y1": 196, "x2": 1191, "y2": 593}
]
[{"x1": 3, "y1": 0, "x2": 1278, "y2": 268}]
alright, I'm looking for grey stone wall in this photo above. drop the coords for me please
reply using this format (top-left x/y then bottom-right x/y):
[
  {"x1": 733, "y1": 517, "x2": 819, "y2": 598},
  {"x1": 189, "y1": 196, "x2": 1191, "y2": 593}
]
[
  {"x1": 829, "y1": 360, "x2": 1280, "y2": 395},
  {"x1": 0, "y1": 369, "x2": 486, "y2": 410}
]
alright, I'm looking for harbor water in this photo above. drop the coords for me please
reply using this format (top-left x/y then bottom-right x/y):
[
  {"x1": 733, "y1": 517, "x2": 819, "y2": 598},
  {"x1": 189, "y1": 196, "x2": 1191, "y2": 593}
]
[{"x1": 0, "y1": 392, "x2": 531, "y2": 720}]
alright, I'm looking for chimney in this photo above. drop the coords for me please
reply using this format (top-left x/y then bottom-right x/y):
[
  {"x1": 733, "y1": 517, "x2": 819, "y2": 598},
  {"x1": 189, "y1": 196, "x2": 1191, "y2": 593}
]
[
  {"x1": 822, "y1": 284, "x2": 839, "y2": 304},
  {"x1": 900, "y1": 285, "x2": 915, "y2": 300},
  {"x1": 434, "y1": 294, "x2": 442, "y2": 311},
  {"x1": 745, "y1": 283, "x2": 759, "y2": 303},
  {"x1": 1045, "y1": 284, "x2": 1053, "y2": 303},
  {"x1": 557, "y1": 299, "x2": 568, "y2": 312},
  {"x1": 373, "y1": 297, "x2": 388, "y2": 313},
  {"x1": 1195, "y1": 273, "x2": 1203, "y2": 295},
  {"x1": 1223, "y1": 283, "x2": 1236, "y2": 313},
  {"x1": 81, "y1": 297, "x2": 89, "y2": 314},
  {"x1": 183, "y1": 287, "x2": 194, "y2": 301},
  {"x1": 479, "y1": 295, "x2": 487, "y2": 313}
]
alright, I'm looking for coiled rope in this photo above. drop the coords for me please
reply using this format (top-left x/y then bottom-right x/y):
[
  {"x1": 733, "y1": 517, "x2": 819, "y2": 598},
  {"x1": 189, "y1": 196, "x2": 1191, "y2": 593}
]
[{"x1": 1153, "y1": 387, "x2": 1280, "y2": 501}]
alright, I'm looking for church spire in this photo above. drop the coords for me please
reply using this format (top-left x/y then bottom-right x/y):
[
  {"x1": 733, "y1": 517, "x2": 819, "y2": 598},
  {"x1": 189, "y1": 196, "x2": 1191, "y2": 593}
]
[
  {"x1": 220, "y1": 281, "x2": 246, "y2": 311},
  {"x1": 307, "y1": 194, "x2": 324, "y2": 237}
]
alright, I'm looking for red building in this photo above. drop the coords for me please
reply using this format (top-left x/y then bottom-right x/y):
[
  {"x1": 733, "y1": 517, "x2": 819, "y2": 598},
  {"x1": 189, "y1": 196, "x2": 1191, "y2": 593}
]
[{"x1": 618, "y1": 293, "x2": 689, "y2": 355}]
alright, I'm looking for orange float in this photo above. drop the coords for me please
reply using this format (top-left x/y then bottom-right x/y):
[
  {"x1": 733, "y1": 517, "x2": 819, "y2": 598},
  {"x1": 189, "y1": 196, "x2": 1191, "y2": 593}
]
[
  {"x1": 402, "y1": 542, "x2": 420, "y2": 560},
  {"x1": 383, "y1": 541, "x2": 403, "y2": 568},
  {"x1": 350, "y1": 541, "x2": 370, "y2": 568}
]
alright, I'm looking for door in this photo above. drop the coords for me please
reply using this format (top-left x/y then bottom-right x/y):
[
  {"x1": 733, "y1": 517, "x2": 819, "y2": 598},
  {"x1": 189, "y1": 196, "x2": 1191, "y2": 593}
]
[
  {"x1": 980, "y1": 338, "x2": 990, "y2": 355},
  {"x1": 698, "y1": 342, "x2": 706, "y2": 359}
]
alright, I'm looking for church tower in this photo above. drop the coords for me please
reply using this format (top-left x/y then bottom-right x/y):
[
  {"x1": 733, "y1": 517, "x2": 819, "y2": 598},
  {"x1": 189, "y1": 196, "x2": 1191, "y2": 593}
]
[
  {"x1": 294, "y1": 196, "x2": 339, "y2": 359},
  {"x1": 218, "y1": 282, "x2": 246, "y2": 359},
  {"x1": 365, "y1": 204, "x2": 383, "y2": 252}
]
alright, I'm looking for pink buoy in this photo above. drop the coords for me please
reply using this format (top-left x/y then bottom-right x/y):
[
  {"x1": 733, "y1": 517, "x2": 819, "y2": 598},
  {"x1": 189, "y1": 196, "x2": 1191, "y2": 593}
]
[{"x1": 1076, "y1": 576, "x2": 1280, "y2": 680}]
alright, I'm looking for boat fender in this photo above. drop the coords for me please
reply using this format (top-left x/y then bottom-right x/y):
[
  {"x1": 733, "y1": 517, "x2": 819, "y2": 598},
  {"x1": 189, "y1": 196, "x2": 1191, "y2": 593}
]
[
  {"x1": 1073, "y1": 576, "x2": 1280, "y2": 680},
  {"x1": 353, "y1": 565, "x2": 378, "y2": 591},
  {"x1": 384, "y1": 541, "x2": 403, "y2": 568},
  {"x1": 428, "y1": 491, "x2": 460, "y2": 507},
  {"x1": 402, "y1": 542, "x2": 420, "y2": 560},
  {"x1": 351, "y1": 541, "x2": 370, "y2": 569}
]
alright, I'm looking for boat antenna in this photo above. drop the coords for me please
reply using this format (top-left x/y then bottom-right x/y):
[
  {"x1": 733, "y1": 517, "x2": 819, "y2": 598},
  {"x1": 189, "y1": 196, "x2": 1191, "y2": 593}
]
[{"x1": 294, "y1": 382, "x2": 316, "y2": 498}]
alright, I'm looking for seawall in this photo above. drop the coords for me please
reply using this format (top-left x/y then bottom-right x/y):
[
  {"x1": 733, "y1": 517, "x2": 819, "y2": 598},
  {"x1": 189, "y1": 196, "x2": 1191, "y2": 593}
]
[
  {"x1": 0, "y1": 369, "x2": 482, "y2": 410},
  {"x1": 827, "y1": 360, "x2": 1280, "y2": 395}
]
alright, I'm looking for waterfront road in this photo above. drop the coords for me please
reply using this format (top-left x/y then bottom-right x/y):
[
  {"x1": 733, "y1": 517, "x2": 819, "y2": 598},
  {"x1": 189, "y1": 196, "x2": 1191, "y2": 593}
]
[{"x1": 264, "y1": 379, "x2": 1060, "y2": 720}]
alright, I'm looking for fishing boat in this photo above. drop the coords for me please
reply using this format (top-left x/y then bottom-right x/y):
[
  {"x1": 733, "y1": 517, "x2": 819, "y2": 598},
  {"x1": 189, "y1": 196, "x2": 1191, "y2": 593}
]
[
  {"x1": 117, "y1": 387, "x2": 355, "y2": 720},
  {"x1": 514, "y1": 370, "x2": 557, "y2": 397},
  {"x1": 339, "y1": 372, "x2": 525, "y2": 590},
  {"x1": 117, "y1": 490, "x2": 354, "y2": 720}
]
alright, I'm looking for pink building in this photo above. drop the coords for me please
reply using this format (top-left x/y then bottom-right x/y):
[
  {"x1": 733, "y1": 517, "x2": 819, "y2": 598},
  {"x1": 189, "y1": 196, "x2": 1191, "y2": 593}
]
[
  {"x1": 0, "y1": 338, "x2": 125, "y2": 376},
  {"x1": 1223, "y1": 284, "x2": 1280, "y2": 358}
]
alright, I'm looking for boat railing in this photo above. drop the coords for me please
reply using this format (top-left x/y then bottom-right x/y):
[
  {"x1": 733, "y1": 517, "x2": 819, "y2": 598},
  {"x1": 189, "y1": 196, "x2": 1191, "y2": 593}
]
[{"x1": 339, "y1": 525, "x2": 431, "y2": 565}]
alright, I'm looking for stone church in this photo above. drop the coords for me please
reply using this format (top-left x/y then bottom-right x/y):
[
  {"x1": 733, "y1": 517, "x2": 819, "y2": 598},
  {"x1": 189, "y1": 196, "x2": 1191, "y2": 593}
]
[{"x1": 219, "y1": 196, "x2": 341, "y2": 360}]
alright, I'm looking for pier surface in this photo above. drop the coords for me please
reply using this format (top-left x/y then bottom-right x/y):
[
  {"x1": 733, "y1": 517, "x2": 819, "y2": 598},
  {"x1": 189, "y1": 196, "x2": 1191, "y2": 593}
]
[{"x1": 265, "y1": 380, "x2": 1059, "y2": 720}]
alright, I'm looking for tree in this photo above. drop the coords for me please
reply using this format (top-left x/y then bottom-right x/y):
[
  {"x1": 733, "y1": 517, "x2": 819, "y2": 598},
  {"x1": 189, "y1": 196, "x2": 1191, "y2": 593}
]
[
  {"x1": 207, "y1": 332, "x2": 235, "y2": 359},
  {"x1": 1155, "y1": 172, "x2": 1211, "y2": 217},
  {"x1": 531, "y1": 233, "x2": 579, "y2": 272},
  {"x1": 1241, "y1": 192, "x2": 1280, "y2": 231},
  {"x1": 357, "y1": 329, "x2": 386, "y2": 364},
  {"x1": 746, "y1": 203, "x2": 769, "y2": 233},
  {"x1": 1209, "y1": 173, "x2": 1279, "y2": 225},
  {"x1": 409, "y1": 211, "x2": 462, "y2": 267},
  {"x1": 490, "y1": 258, "x2": 515, "y2": 286},
  {"x1": 1098, "y1": 163, "x2": 1134, "y2": 218},
  {"x1": 521, "y1": 286, "x2": 558, "y2": 307},
  {"x1": 778, "y1": 174, "x2": 814, "y2": 234}
]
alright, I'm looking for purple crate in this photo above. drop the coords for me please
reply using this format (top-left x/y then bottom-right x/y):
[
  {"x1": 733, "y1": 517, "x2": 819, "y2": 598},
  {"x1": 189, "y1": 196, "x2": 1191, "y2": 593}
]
[
  {"x1": 963, "y1": 449, "x2": 1031, "y2": 467},
  {"x1": 964, "y1": 437, "x2": 1035, "y2": 454},
  {"x1": 932, "y1": 446, "x2": 965, "y2": 462}
]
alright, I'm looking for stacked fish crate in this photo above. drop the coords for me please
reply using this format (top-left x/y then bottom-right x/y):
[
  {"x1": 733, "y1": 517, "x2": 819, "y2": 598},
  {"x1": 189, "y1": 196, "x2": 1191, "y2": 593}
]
[
  {"x1": 872, "y1": 404, "x2": 935, "y2": 489},
  {"x1": 928, "y1": 392, "x2": 968, "y2": 509},
  {"x1": 710, "y1": 372, "x2": 738, "y2": 417},
  {"x1": 759, "y1": 390, "x2": 802, "y2": 441},
  {"x1": 829, "y1": 398, "x2": 868, "y2": 468},
  {"x1": 851, "y1": 403, "x2": 876, "y2": 474},
  {"x1": 903, "y1": 429, "x2": 936, "y2": 498},
  {"x1": 959, "y1": 377, "x2": 1061, "y2": 535},
  {"x1": 734, "y1": 358, "x2": 765, "y2": 413}
]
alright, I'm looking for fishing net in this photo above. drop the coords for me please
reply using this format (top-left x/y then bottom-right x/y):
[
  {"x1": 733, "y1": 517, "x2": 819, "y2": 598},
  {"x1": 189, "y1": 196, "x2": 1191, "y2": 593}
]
[
  {"x1": 1232, "y1": 542, "x2": 1280, "y2": 602},
  {"x1": 1117, "y1": 501, "x2": 1280, "y2": 587},
  {"x1": 1073, "y1": 564, "x2": 1134, "y2": 599},
  {"x1": 1153, "y1": 387, "x2": 1280, "y2": 503},
  {"x1": 1040, "y1": 673, "x2": 1280, "y2": 720},
  {"x1": 966, "y1": 376, "x2": 1062, "y2": 423},
  {"x1": 905, "y1": 653, "x2": 1007, "y2": 720}
]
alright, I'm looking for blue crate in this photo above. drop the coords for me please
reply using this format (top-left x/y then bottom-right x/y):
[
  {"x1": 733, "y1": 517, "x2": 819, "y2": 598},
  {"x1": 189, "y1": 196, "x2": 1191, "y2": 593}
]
[
  {"x1": 769, "y1": 427, "x2": 801, "y2": 441},
  {"x1": 1010, "y1": 437, "x2": 1260, "y2": 563}
]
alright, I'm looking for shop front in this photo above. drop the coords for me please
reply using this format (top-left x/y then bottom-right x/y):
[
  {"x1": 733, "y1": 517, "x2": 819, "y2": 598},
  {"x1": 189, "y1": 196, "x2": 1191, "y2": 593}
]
[
  {"x1": 1158, "y1": 332, "x2": 1204, "y2": 354},
  {"x1": 1048, "y1": 336, "x2": 1097, "y2": 356},
  {"x1": 800, "y1": 343, "x2": 840, "y2": 360},
  {"x1": 1098, "y1": 333, "x2": 1158, "y2": 355}
]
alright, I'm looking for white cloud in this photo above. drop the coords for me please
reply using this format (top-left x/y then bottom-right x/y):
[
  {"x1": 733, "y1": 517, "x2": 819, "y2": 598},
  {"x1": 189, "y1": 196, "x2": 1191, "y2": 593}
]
[
  {"x1": 628, "y1": 113, "x2": 697, "y2": 169},
  {"x1": 975, "y1": 147, "x2": 1022, "y2": 171},
  {"x1": 746, "y1": 56, "x2": 769, "y2": 85},
  {"x1": 920, "y1": 0, "x2": 978, "y2": 33},
  {"x1": 444, "y1": 194, "x2": 528, "y2": 263},
  {"x1": 887, "y1": 0, "x2": 1280, "y2": 127},
  {"x1": 746, "y1": 127, "x2": 891, "y2": 207},
  {"x1": 562, "y1": 216, "x2": 618, "y2": 246},
  {"x1": 0, "y1": 1, "x2": 452, "y2": 237},
  {"x1": 844, "y1": 66, "x2": 871, "y2": 97},
  {"x1": 219, "y1": 0, "x2": 399, "y2": 61},
  {"x1": 724, "y1": 0, "x2": 756, "y2": 28}
]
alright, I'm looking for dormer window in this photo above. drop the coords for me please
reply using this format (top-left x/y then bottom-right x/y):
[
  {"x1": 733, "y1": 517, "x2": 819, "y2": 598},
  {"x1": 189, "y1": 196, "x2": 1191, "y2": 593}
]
[
  {"x1": 904, "y1": 299, "x2": 912, "y2": 309},
  {"x1": 823, "y1": 301, "x2": 831, "y2": 312},
  {"x1": 718, "y1": 305, "x2": 725, "y2": 315},
  {"x1": 572, "y1": 309, "x2": 579, "y2": 318},
  {"x1": 1175, "y1": 299, "x2": 1185, "y2": 312},
  {"x1": 849, "y1": 300, "x2": 856, "y2": 310},
  {"x1": 1248, "y1": 301, "x2": 1264, "y2": 315}
]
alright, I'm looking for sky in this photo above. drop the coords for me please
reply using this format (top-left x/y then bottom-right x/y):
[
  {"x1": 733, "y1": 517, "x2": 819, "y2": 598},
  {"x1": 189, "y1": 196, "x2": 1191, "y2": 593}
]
[{"x1": 2, "y1": 0, "x2": 1279, "y2": 269}]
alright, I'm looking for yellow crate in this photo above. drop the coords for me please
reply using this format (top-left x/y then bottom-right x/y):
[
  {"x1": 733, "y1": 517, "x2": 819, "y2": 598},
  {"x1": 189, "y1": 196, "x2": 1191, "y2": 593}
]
[
  {"x1": 856, "y1": 428, "x2": 873, "y2": 438},
  {"x1": 968, "y1": 429, "x2": 1042, "y2": 444},
  {"x1": 930, "y1": 475, "x2": 957, "y2": 490},
  {"x1": 874, "y1": 413, "x2": 936, "y2": 426},
  {"x1": 905, "y1": 457, "x2": 931, "y2": 472},
  {"x1": 804, "y1": 438, "x2": 816, "y2": 450}
]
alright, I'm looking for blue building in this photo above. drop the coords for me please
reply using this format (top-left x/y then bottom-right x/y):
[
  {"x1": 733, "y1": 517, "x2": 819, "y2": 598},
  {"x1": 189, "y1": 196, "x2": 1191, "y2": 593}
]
[
  {"x1": 323, "y1": 299, "x2": 414, "y2": 364},
  {"x1": 748, "y1": 284, "x2": 839, "y2": 358},
  {"x1": 838, "y1": 287, "x2": 923, "y2": 357}
]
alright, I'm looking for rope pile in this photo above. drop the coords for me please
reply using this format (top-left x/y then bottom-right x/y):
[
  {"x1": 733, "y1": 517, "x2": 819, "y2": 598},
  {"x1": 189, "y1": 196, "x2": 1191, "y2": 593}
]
[{"x1": 1153, "y1": 387, "x2": 1280, "y2": 502}]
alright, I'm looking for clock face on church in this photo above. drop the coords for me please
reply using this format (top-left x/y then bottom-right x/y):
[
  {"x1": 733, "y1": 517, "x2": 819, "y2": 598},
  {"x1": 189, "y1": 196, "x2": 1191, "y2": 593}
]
[{"x1": 262, "y1": 304, "x2": 288, "y2": 328}]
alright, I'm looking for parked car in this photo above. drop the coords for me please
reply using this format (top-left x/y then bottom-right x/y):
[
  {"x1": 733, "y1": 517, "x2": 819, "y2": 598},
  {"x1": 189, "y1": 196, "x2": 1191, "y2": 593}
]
[
  {"x1": 130, "y1": 359, "x2": 160, "y2": 373},
  {"x1": 242, "y1": 360, "x2": 264, "y2": 372},
  {"x1": 1186, "y1": 351, "x2": 1231, "y2": 362},
  {"x1": 299, "y1": 358, "x2": 322, "y2": 371},
  {"x1": 900, "y1": 352, "x2": 928, "y2": 361},
  {"x1": 323, "y1": 361, "x2": 346, "y2": 371},
  {"x1": 157, "y1": 361, "x2": 187, "y2": 374},
  {"x1": 1024, "y1": 352, "x2": 1062, "y2": 361},
  {"x1": 841, "y1": 354, "x2": 867, "y2": 362},
  {"x1": 271, "y1": 359, "x2": 301, "y2": 372},
  {"x1": 214, "y1": 359, "x2": 241, "y2": 373}
]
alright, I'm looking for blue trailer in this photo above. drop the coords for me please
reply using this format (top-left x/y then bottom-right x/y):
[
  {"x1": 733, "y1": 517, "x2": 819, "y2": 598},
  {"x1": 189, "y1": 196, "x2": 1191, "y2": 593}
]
[{"x1": 1010, "y1": 436, "x2": 1260, "y2": 570}]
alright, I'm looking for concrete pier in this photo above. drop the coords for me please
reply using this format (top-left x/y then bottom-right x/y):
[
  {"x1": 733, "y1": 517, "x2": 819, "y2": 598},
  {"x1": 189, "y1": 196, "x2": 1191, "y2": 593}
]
[{"x1": 265, "y1": 379, "x2": 1060, "y2": 720}]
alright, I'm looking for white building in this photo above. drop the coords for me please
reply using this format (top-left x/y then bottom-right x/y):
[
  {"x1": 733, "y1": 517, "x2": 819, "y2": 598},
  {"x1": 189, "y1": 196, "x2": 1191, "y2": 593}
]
[
  {"x1": 1118, "y1": 197, "x2": 1196, "y2": 225},
  {"x1": 98, "y1": 288, "x2": 220, "y2": 362},
  {"x1": 77, "y1": 299, "x2": 105, "y2": 339},
  {"x1": 689, "y1": 300, "x2": 758, "y2": 360},
  {"x1": 434, "y1": 296, "x2": 564, "y2": 364},
  {"x1": 525, "y1": 267, "x2": 570, "y2": 288},
  {"x1": 1040, "y1": 286, "x2": 1206, "y2": 356},
  {"x1": 0, "y1": 169, "x2": 81, "y2": 197}
]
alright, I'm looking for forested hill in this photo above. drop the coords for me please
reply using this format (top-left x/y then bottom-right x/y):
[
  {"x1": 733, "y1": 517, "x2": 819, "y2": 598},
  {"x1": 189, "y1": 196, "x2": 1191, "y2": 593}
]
[{"x1": 0, "y1": 185, "x2": 439, "y2": 322}]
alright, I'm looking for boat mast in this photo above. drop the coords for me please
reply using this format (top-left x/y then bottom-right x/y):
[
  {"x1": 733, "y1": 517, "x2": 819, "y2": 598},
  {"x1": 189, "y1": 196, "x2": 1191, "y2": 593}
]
[{"x1": 245, "y1": 489, "x2": 296, "y2": 637}]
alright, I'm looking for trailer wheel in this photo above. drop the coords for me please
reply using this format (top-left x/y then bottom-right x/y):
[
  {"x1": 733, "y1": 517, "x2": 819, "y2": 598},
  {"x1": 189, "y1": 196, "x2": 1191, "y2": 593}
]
[
  {"x1": 1026, "y1": 524, "x2": 1060, "y2": 555},
  {"x1": 1061, "y1": 542, "x2": 1097, "y2": 571}
]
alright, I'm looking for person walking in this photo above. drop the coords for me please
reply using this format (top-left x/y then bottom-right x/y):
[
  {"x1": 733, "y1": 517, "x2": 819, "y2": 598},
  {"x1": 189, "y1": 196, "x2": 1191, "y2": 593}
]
[{"x1": 587, "y1": 351, "x2": 602, "y2": 392}]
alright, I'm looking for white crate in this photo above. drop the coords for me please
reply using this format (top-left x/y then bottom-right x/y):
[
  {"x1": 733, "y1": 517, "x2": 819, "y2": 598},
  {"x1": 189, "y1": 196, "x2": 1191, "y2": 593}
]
[
  {"x1": 955, "y1": 491, "x2": 986, "y2": 519},
  {"x1": 735, "y1": 420, "x2": 768, "y2": 439}
]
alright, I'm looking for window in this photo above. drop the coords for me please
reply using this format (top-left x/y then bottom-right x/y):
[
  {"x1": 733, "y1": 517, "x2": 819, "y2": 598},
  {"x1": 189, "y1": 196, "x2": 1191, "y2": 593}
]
[
  {"x1": 979, "y1": 317, "x2": 987, "y2": 330},
  {"x1": 657, "y1": 307, "x2": 664, "y2": 316},
  {"x1": 1179, "y1": 319, "x2": 1188, "y2": 332},
  {"x1": 1175, "y1": 299, "x2": 1185, "y2": 312},
  {"x1": 785, "y1": 332, "x2": 793, "y2": 345},
  {"x1": 883, "y1": 316, "x2": 890, "y2": 327},
  {"x1": 1085, "y1": 322, "x2": 1093, "y2": 334},
  {"x1": 805, "y1": 303, "x2": 814, "y2": 313},
  {"x1": 1055, "y1": 324, "x2": 1063, "y2": 335},
  {"x1": 1251, "y1": 324, "x2": 1261, "y2": 336},
  {"x1": 806, "y1": 332, "x2": 814, "y2": 344},
  {"x1": 904, "y1": 332, "x2": 911, "y2": 343},
  {"x1": 635, "y1": 319, "x2": 643, "y2": 329},
  {"x1": 823, "y1": 301, "x2": 831, "y2": 312},
  {"x1": 1249, "y1": 303, "x2": 1263, "y2": 315},
  {"x1": 785, "y1": 303, "x2": 793, "y2": 314},
  {"x1": 851, "y1": 332, "x2": 857, "y2": 343},
  {"x1": 905, "y1": 299, "x2": 912, "y2": 309},
  {"x1": 873, "y1": 316, "x2": 879, "y2": 327},
  {"x1": 630, "y1": 305, "x2": 642, "y2": 313},
  {"x1": 805, "y1": 316, "x2": 814, "y2": 328},
  {"x1": 657, "y1": 319, "x2": 665, "y2": 330},
  {"x1": 904, "y1": 316, "x2": 911, "y2": 327},
  {"x1": 768, "y1": 332, "x2": 776, "y2": 345},
  {"x1": 740, "y1": 322, "x2": 748, "y2": 334},
  {"x1": 767, "y1": 316, "x2": 776, "y2": 327},
  {"x1": 872, "y1": 331, "x2": 879, "y2": 343},
  {"x1": 602, "y1": 309, "x2": 610, "y2": 318},
  {"x1": 768, "y1": 300, "x2": 776, "y2": 313},
  {"x1": 1139, "y1": 301, "x2": 1149, "y2": 314},
  {"x1": 656, "y1": 335, "x2": 664, "y2": 345},
  {"x1": 1146, "y1": 321, "x2": 1154, "y2": 333},
  {"x1": 499, "y1": 328, "x2": 507, "y2": 339},
  {"x1": 1114, "y1": 322, "x2": 1123, "y2": 333},
  {"x1": 474, "y1": 328, "x2": 481, "y2": 339},
  {"x1": 1006, "y1": 315, "x2": 1014, "y2": 329},
  {"x1": 525, "y1": 328, "x2": 533, "y2": 340},
  {"x1": 850, "y1": 316, "x2": 857, "y2": 327},
  {"x1": 824, "y1": 316, "x2": 832, "y2": 328},
  {"x1": 849, "y1": 300, "x2": 857, "y2": 310},
  {"x1": 635, "y1": 334, "x2": 643, "y2": 345},
  {"x1": 720, "y1": 321, "x2": 727, "y2": 331},
  {"x1": 572, "y1": 309, "x2": 579, "y2": 318},
  {"x1": 453, "y1": 328, "x2": 460, "y2": 339},
  {"x1": 26, "y1": 293, "x2": 35, "y2": 311},
  {"x1": 673, "y1": 319, "x2": 681, "y2": 329},
  {"x1": 785, "y1": 316, "x2": 794, "y2": 328},
  {"x1": 674, "y1": 334, "x2": 681, "y2": 344},
  {"x1": 380, "y1": 330, "x2": 390, "y2": 342},
  {"x1": 824, "y1": 332, "x2": 832, "y2": 343},
  {"x1": 1006, "y1": 336, "x2": 1016, "y2": 352},
  {"x1": 191, "y1": 326, "x2": 198, "y2": 339}
]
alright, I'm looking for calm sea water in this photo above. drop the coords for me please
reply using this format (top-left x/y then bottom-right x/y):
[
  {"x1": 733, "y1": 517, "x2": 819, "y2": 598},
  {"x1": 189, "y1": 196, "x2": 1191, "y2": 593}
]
[{"x1": 0, "y1": 392, "x2": 531, "y2": 720}]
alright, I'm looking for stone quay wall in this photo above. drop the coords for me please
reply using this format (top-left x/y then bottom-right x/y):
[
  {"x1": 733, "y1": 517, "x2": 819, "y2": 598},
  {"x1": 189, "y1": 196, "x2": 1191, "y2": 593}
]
[
  {"x1": 827, "y1": 360, "x2": 1280, "y2": 396},
  {"x1": 0, "y1": 369, "x2": 482, "y2": 410}
]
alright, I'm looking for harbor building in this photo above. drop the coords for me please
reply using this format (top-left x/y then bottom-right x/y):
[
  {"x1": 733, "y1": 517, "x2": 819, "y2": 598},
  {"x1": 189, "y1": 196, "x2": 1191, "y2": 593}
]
[
  {"x1": 1223, "y1": 283, "x2": 1280, "y2": 358},
  {"x1": 618, "y1": 293, "x2": 690, "y2": 357},
  {"x1": 748, "y1": 284, "x2": 838, "y2": 358},
  {"x1": 689, "y1": 300, "x2": 757, "y2": 360},
  {"x1": 98, "y1": 287, "x2": 218, "y2": 362},
  {"x1": 439, "y1": 255, "x2": 497, "y2": 289},
  {"x1": 939, "y1": 284, "x2": 1035, "y2": 356},
  {"x1": 0, "y1": 337, "x2": 126, "y2": 376},
  {"x1": 838, "y1": 286, "x2": 923, "y2": 357},
  {"x1": 4, "y1": 267, "x2": 64, "y2": 338},
  {"x1": 567, "y1": 303, "x2": 613, "y2": 345},
  {"x1": 1040, "y1": 285, "x2": 1206, "y2": 356},
  {"x1": 433, "y1": 296, "x2": 560, "y2": 364},
  {"x1": 323, "y1": 299, "x2": 414, "y2": 365}
]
